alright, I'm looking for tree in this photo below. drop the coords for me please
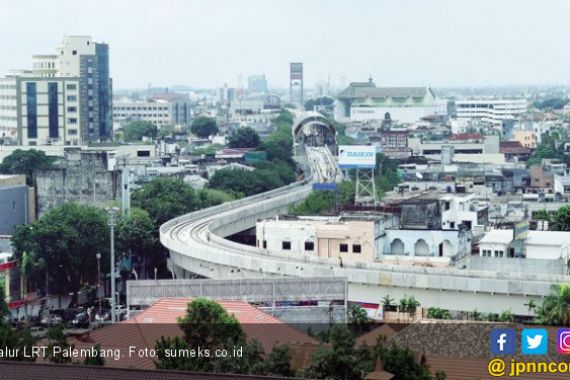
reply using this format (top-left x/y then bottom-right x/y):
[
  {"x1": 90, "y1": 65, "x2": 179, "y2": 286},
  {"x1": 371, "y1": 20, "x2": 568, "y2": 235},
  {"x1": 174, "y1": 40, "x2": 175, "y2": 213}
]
[
  {"x1": 11, "y1": 203, "x2": 109, "y2": 296},
  {"x1": 552, "y1": 205, "x2": 570, "y2": 231},
  {"x1": 132, "y1": 177, "x2": 200, "y2": 226},
  {"x1": 525, "y1": 299, "x2": 537, "y2": 315},
  {"x1": 305, "y1": 325, "x2": 374, "y2": 380},
  {"x1": 0, "y1": 325, "x2": 36, "y2": 362},
  {"x1": 228, "y1": 127, "x2": 261, "y2": 149},
  {"x1": 381, "y1": 295, "x2": 395, "y2": 311},
  {"x1": 537, "y1": 284, "x2": 570, "y2": 326},
  {"x1": 533, "y1": 209, "x2": 552, "y2": 223},
  {"x1": 265, "y1": 345, "x2": 294, "y2": 377},
  {"x1": 83, "y1": 344, "x2": 106, "y2": 366},
  {"x1": 155, "y1": 298, "x2": 265, "y2": 374},
  {"x1": 398, "y1": 296, "x2": 421, "y2": 319},
  {"x1": 116, "y1": 208, "x2": 156, "y2": 279},
  {"x1": 191, "y1": 116, "x2": 219, "y2": 138},
  {"x1": 208, "y1": 164, "x2": 294, "y2": 197},
  {"x1": 46, "y1": 326, "x2": 73, "y2": 364},
  {"x1": 304, "y1": 97, "x2": 334, "y2": 111},
  {"x1": 376, "y1": 343, "x2": 433, "y2": 380},
  {"x1": 0, "y1": 284, "x2": 8, "y2": 322},
  {"x1": 470, "y1": 309, "x2": 484, "y2": 321},
  {"x1": 0, "y1": 149, "x2": 54, "y2": 186},
  {"x1": 427, "y1": 307, "x2": 452, "y2": 320},
  {"x1": 123, "y1": 120, "x2": 158, "y2": 141},
  {"x1": 198, "y1": 188, "x2": 235, "y2": 208},
  {"x1": 349, "y1": 305, "x2": 370, "y2": 334}
]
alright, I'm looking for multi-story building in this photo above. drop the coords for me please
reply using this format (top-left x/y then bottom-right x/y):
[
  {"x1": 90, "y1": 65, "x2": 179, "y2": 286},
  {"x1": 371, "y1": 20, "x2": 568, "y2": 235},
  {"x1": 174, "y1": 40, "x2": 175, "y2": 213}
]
[
  {"x1": 247, "y1": 75, "x2": 268, "y2": 94},
  {"x1": 113, "y1": 93, "x2": 190, "y2": 127},
  {"x1": 335, "y1": 79, "x2": 447, "y2": 123},
  {"x1": 0, "y1": 35, "x2": 112, "y2": 145},
  {"x1": 377, "y1": 129, "x2": 410, "y2": 159},
  {"x1": 455, "y1": 98, "x2": 527, "y2": 128}
]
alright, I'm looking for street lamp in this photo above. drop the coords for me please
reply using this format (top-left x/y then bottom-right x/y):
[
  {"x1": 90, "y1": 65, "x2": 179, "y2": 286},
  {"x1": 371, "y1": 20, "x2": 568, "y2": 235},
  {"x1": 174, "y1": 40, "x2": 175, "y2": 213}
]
[
  {"x1": 106, "y1": 206, "x2": 119, "y2": 323},
  {"x1": 96, "y1": 252, "x2": 102, "y2": 318}
]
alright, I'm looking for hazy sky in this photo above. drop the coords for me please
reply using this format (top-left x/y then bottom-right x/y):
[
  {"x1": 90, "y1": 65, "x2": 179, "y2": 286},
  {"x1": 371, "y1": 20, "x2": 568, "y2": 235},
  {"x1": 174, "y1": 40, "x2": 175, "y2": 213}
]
[{"x1": 1, "y1": 0, "x2": 569, "y2": 90}]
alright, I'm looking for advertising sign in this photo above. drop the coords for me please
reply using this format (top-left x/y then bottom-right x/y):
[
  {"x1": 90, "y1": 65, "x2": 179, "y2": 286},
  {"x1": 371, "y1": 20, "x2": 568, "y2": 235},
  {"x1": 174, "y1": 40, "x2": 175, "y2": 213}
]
[{"x1": 338, "y1": 145, "x2": 376, "y2": 169}]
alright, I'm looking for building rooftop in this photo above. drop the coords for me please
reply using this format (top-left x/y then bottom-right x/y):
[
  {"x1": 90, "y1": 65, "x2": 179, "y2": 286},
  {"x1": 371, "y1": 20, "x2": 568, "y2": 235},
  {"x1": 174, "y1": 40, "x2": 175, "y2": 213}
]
[
  {"x1": 479, "y1": 229, "x2": 513, "y2": 245},
  {"x1": 337, "y1": 81, "x2": 433, "y2": 100}
]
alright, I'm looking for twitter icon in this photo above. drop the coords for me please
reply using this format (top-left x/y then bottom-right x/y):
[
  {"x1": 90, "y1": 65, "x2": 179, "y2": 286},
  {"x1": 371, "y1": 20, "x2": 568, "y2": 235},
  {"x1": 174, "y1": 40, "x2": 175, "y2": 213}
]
[{"x1": 522, "y1": 329, "x2": 548, "y2": 355}]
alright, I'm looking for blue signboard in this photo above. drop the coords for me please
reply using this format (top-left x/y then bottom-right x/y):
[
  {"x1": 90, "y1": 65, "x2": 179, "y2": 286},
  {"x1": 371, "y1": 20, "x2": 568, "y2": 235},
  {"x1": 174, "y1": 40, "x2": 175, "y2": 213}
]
[{"x1": 313, "y1": 183, "x2": 337, "y2": 191}]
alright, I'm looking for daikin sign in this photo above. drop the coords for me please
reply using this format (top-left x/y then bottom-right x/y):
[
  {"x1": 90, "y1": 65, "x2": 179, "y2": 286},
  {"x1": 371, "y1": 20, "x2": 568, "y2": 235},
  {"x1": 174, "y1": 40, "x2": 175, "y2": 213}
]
[{"x1": 338, "y1": 145, "x2": 377, "y2": 169}]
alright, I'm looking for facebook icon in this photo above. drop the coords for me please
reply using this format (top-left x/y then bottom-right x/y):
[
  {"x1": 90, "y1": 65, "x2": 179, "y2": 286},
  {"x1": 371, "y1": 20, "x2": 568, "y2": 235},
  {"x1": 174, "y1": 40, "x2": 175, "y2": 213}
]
[{"x1": 491, "y1": 329, "x2": 516, "y2": 355}]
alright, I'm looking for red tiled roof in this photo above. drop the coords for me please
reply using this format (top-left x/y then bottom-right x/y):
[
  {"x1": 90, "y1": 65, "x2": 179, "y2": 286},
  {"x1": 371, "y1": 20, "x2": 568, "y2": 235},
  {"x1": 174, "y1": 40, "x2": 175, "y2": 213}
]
[
  {"x1": 69, "y1": 298, "x2": 318, "y2": 370},
  {"x1": 0, "y1": 361, "x2": 303, "y2": 380}
]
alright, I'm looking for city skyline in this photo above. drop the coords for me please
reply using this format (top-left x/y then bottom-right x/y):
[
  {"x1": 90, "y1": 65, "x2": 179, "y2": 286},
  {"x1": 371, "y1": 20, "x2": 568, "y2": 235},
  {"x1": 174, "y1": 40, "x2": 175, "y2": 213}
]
[{"x1": 1, "y1": 0, "x2": 569, "y2": 90}]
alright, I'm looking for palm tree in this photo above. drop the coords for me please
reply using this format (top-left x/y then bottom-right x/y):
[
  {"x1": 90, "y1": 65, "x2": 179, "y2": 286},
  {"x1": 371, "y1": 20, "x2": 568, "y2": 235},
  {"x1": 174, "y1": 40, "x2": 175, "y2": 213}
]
[
  {"x1": 381, "y1": 295, "x2": 395, "y2": 310},
  {"x1": 470, "y1": 309, "x2": 483, "y2": 321},
  {"x1": 499, "y1": 309, "x2": 515, "y2": 323},
  {"x1": 537, "y1": 284, "x2": 570, "y2": 326},
  {"x1": 524, "y1": 299, "x2": 537, "y2": 315}
]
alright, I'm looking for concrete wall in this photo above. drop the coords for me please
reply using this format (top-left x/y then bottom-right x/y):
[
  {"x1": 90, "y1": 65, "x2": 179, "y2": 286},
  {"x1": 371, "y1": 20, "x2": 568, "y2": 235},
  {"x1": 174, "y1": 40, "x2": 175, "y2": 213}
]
[
  {"x1": 35, "y1": 149, "x2": 120, "y2": 215},
  {"x1": 0, "y1": 186, "x2": 30, "y2": 235},
  {"x1": 468, "y1": 256, "x2": 564, "y2": 275}
]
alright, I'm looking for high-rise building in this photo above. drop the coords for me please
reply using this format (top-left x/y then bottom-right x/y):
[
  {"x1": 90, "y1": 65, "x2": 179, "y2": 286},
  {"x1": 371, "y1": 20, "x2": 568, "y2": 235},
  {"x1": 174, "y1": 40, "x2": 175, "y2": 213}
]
[
  {"x1": 289, "y1": 62, "x2": 303, "y2": 107},
  {"x1": 247, "y1": 75, "x2": 267, "y2": 94},
  {"x1": 0, "y1": 35, "x2": 112, "y2": 145}
]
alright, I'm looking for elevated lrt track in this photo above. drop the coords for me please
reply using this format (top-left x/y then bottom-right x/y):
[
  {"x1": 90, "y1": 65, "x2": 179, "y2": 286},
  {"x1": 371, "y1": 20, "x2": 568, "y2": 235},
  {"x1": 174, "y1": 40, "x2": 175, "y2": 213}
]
[{"x1": 159, "y1": 112, "x2": 565, "y2": 315}]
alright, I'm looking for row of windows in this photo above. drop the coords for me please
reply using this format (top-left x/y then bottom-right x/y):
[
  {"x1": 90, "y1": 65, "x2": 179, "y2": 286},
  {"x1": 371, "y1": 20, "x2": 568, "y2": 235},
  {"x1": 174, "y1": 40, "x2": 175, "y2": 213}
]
[
  {"x1": 481, "y1": 249, "x2": 504, "y2": 257},
  {"x1": 114, "y1": 113, "x2": 169, "y2": 118},
  {"x1": 276, "y1": 241, "x2": 362, "y2": 254},
  {"x1": 114, "y1": 107, "x2": 169, "y2": 111}
]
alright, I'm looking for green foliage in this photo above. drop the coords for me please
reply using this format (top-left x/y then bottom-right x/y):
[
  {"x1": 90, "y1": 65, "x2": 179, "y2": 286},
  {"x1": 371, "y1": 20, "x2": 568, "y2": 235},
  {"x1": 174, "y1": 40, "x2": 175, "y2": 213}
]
[
  {"x1": 155, "y1": 298, "x2": 266, "y2": 374},
  {"x1": 537, "y1": 284, "x2": 570, "y2": 326},
  {"x1": 551, "y1": 205, "x2": 570, "y2": 231},
  {"x1": 83, "y1": 344, "x2": 106, "y2": 366},
  {"x1": 305, "y1": 325, "x2": 374, "y2": 380},
  {"x1": 349, "y1": 305, "x2": 370, "y2": 335},
  {"x1": 304, "y1": 97, "x2": 334, "y2": 111},
  {"x1": 470, "y1": 309, "x2": 484, "y2": 321},
  {"x1": 0, "y1": 149, "x2": 54, "y2": 185},
  {"x1": 46, "y1": 325, "x2": 73, "y2": 363},
  {"x1": 157, "y1": 124, "x2": 176, "y2": 140},
  {"x1": 193, "y1": 143, "x2": 224, "y2": 156},
  {"x1": 289, "y1": 181, "x2": 355, "y2": 215},
  {"x1": 123, "y1": 120, "x2": 158, "y2": 141},
  {"x1": 381, "y1": 295, "x2": 395, "y2": 308},
  {"x1": 132, "y1": 177, "x2": 200, "y2": 226},
  {"x1": 375, "y1": 153, "x2": 402, "y2": 198},
  {"x1": 228, "y1": 127, "x2": 261, "y2": 149},
  {"x1": 116, "y1": 207, "x2": 156, "y2": 278},
  {"x1": 265, "y1": 345, "x2": 294, "y2": 377},
  {"x1": 377, "y1": 343, "x2": 433, "y2": 380},
  {"x1": 533, "y1": 209, "x2": 552, "y2": 223},
  {"x1": 11, "y1": 203, "x2": 109, "y2": 295},
  {"x1": 527, "y1": 143, "x2": 557, "y2": 166},
  {"x1": 0, "y1": 284, "x2": 8, "y2": 322},
  {"x1": 427, "y1": 307, "x2": 452, "y2": 320},
  {"x1": 398, "y1": 296, "x2": 421, "y2": 317},
  {"x1": 198, "y1": 188, "x2": 236, "y2": 207},
  {"x1": 0, "y1": 325, "x2": 35, "y2": 361},
  {"x1": 261, "y1": 109, "x2": 295, "y2": 166},
  {"x1": 533, "y1": 97, "x2": 568, "y2": 110},
  {"x1": 191, "y1": 116, "x2": 219, "y2": 138},
  {"x1": 208, "y1": 161, "x2": 295, "y2": 197}
]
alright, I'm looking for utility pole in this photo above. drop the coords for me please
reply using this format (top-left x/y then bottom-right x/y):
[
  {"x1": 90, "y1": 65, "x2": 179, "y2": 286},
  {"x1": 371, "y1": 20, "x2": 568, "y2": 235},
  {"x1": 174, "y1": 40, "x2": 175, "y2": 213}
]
[{"x1": 106, "y1": 206, "x2": 119, "y2": 323}]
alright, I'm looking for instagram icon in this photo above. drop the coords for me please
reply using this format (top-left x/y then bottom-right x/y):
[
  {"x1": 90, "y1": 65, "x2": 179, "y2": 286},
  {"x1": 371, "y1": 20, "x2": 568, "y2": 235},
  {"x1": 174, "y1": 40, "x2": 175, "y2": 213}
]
[{"x1": 558, "y1": 329, "x2": 570, "y2": 354}]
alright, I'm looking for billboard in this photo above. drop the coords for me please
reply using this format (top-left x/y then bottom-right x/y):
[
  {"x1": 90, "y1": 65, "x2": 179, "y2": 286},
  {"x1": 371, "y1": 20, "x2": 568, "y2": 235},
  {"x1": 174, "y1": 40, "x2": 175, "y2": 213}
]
[{"x1": 338, "y1": 145, "x2": 376, "y2": 169}]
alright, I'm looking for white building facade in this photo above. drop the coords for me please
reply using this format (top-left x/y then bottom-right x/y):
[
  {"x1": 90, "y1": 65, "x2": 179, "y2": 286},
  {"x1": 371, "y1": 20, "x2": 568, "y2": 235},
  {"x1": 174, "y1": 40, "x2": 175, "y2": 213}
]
[{"x1": 455, "y1": 98, "x2": 527, "y2": 128}]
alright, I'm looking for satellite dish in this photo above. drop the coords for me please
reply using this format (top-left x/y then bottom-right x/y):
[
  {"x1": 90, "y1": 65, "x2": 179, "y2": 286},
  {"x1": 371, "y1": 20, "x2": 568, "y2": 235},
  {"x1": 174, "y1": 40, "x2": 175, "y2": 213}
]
[{"x1": 416, "y1": 172, "x2": 423, "y2": 179}]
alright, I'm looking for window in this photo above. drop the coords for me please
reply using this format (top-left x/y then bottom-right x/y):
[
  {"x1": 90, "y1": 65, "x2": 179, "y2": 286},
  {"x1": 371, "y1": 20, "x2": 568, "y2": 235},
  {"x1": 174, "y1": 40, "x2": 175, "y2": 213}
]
[
  {"x1": 67, "y1": 95, "x2": 77, "y2": 102},
  {"x1": 444, "y1": 201, "x2": 450, "y2": 210},
  {"x1": 305, "y1": 241, "x2": 314, "y2": 251},
  {"x1": 68, "y1": 129, "x2": 78, "y2": 135},
  {"x1": 26, "y1": 82, "x2": 37, "y2": 139},
  {"x1": 263, "y1": 240, "x2": 267, "y2": 249},
  {"x1": 72, "y1": 50, "x2": 77, "y2": 55},
  {"x1": 282, "y1": 241, "x2": 291, "y2": 250},
  {"x1": 67, "y1": 106, "x2": 77, "y2": 113},
  {"x1": 66, "y1": 83, "x2": 77, "y2": 90},
  {"x1": 352, "y1": 244, "x2": 362, "y2": 253},
  {"x1": 68, "y1": 118, "x2": 77, "y2": 124},
  {"x1": 340, "y1": 244, "x2": 348, "y2": 253},
  {"x1": 48, "y1": 82, "x2": 59, "y2": 138},
  {"x1": 450, "y1": 222, "x2": 455, "y2": 229}
]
